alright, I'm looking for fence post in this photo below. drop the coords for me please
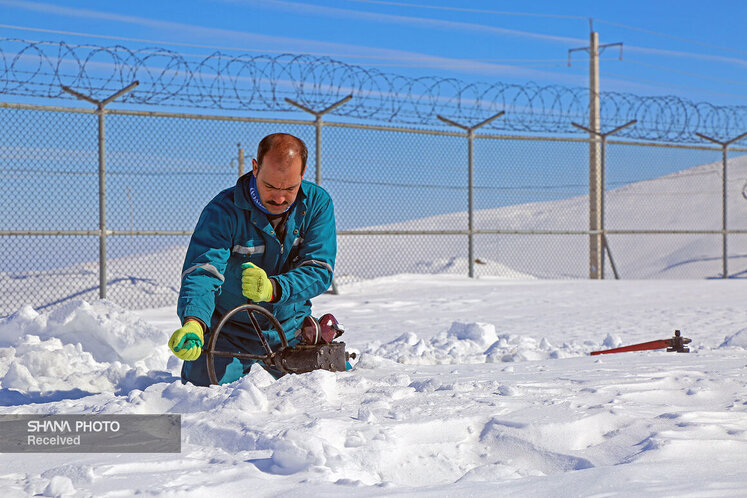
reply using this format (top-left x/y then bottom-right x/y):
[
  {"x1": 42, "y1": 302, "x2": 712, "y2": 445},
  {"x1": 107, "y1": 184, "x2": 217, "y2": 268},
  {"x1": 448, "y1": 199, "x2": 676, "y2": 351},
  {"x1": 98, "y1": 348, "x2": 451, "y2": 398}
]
[
  {"x1": 437, "y1": 112, "x2": 505, "y2": 278},
  {"x1": 237, "y1": 143, "x2": 245, "y2": 177},
  {"x1": 284, "y1": 95, "x2": 353, "y2": 294},
  {"x1": 572, "y1": 119, "x2": 636, "y2": 279},
  {"x1": 60, "y1": 81, "x2": 139, "y2": 299},
  {"x1": 284, "y1": 95, "x2": 353, "y2": 185},
  {"x1": 588, "y1": 32, "x2": 603, "y2": 281},
  {"x1": 694, "y1": 130, "x2": 747, "y2": 278}
]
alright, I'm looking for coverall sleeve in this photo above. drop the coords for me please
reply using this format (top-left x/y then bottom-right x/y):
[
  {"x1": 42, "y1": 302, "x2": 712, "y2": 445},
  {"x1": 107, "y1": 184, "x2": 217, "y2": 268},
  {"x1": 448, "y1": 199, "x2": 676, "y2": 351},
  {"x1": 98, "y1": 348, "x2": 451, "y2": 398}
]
[
  {"x1": 273, "y1": 194, "x2": 336, "y2": 305},
  {"x1": 177, "y1": 197, "x2": 236, "y2": 326}
]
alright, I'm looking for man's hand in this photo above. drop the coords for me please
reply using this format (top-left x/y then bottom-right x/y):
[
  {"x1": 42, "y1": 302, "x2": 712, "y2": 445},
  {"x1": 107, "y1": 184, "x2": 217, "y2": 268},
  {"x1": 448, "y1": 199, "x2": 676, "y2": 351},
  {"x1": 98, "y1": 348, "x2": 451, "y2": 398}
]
[
  {"x1": 168, "y1": 320, "x2": 204, "y2": 361},
  {"x1": 241, "y1": 262, "x2": 274, "y2": 302}
]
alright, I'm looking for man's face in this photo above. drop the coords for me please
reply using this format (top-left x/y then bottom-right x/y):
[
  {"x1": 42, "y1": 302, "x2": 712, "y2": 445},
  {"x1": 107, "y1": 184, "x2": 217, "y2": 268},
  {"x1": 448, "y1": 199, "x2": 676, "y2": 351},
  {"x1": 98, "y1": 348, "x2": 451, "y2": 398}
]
[{"x1": 252, "y1": 148, "x2": 304, "y2": 215}]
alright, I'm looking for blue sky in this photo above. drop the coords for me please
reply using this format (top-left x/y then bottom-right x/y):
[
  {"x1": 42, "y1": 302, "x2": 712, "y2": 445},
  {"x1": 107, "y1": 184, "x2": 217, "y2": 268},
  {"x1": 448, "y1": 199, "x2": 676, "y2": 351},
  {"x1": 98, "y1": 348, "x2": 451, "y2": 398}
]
[
  {"x1": 1, "y1": 0, "x2": 745, "y2": 279},
  {"x1": 1, "y1": 0, "x2": 745, "y2": 107}
]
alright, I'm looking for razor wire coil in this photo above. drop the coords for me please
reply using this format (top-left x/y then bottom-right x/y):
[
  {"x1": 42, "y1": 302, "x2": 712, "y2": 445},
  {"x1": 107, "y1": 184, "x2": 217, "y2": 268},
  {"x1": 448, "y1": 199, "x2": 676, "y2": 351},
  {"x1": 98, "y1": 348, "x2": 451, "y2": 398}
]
[{"x1": 1, "y1": 38, "x2": 746, "y2": 144}]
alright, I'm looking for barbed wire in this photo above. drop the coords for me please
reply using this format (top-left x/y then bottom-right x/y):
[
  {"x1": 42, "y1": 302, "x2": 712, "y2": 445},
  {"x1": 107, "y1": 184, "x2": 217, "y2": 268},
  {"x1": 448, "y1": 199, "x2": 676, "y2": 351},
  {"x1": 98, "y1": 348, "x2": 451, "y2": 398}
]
[{"x1": 1, "y1": 38, "x2": 746, "y2": 144}]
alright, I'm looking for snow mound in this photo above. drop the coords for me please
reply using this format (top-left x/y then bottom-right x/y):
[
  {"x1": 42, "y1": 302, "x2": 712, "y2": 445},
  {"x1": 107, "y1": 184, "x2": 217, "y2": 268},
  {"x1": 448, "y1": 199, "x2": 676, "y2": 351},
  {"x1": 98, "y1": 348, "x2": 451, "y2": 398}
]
[
  {"x1": 410, "y1": 257, "x2": 535, "y2": 279},
  {"x1": 0, "y1": 300, "x2": 174, "y2": 393},
  {"x1": 602, "y1": 333, "x2": 623, "y2": 348},
  {"x1": 1, "y1": 300, "x2": 169, "y2": 365},
  {"x1": 363, "y1": 321, "x2": 587, "y2": 364},
  {"x1": 448, "y1": 322, "x2": 498, "y2": 348},
  {"x1": 719, "y1": 328, "x2": 747, "y2": 348},
  {"x1": 43, "y1": 475, "x2": 76, "y2": 497}
]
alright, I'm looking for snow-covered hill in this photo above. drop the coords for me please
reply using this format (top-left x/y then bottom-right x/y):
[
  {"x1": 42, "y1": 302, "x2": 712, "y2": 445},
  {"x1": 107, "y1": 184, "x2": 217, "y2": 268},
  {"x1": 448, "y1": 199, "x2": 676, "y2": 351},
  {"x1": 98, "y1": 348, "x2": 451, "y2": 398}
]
[{"x1": 336, "y1": 154, "x2": 747, "y2": 280}]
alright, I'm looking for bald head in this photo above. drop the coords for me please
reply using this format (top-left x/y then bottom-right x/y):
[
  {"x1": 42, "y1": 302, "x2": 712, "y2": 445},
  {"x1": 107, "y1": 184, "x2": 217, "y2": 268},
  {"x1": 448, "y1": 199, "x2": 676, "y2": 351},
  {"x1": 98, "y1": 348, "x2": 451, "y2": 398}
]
[
  {"x1": 251, "y1": 133, "x2": 307, "y2": 214},
  {"x1": 256, "y1": 133, "x2": 308, "y2": 173}
]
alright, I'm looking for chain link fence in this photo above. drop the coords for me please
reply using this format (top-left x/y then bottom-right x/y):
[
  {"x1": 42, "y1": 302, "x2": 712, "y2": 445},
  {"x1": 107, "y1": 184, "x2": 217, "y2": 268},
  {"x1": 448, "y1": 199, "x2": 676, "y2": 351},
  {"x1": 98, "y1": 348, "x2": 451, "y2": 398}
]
[{"x1": 2, "y1": 102, "x2": 747, "y2": 315}]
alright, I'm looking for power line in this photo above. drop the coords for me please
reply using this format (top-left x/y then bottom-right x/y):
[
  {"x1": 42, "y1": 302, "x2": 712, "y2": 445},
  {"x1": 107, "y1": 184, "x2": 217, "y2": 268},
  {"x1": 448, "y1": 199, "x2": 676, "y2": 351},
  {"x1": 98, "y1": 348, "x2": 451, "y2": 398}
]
[
  {"x1": 3, "y1": 20, "x2": 743, "y2": 80},
  {"x1": 602, "y1": 70, "x2": 747, "y2": 101},
  {"x1": 343, "y1": 0, "x2": 587, "y2": 21},
  {"x1": 0, "y1": 30, "x2": 599, "y2": 85},
  {"x1": 0, "y1": 24, "x2": 252, "y2": 52},
  {"x1": 346, "y1": 0, "x2": 746, "y2": 57},
  {"x1": 2, "y1": 23, "x2": 488, "y2": 63},
  {"x1": 0, "y1": 24, "x2": 415, "y2": 61},
  {"x1": 343, "y1": 1, "x2": 746, "y2": 63},
  {"x1": 0, "y1": 25, "x2": 590, "y2": 68},
  {"x1": 347, "y1": 57, "x2": 610, "y2": 67},
  {"x1": 594, "y1": 18, "x2": 747, "y2": 57},
  {"x1": 624, "y1": 60, "x2": 747, "y2": 88}
]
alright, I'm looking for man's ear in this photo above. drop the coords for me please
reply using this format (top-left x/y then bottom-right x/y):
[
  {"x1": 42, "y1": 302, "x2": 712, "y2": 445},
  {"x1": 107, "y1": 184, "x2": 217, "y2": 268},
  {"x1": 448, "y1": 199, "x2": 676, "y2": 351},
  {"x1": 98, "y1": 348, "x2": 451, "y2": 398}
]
[{"x1": 252, "y1": 158, "x2": 259, "y2": 177}]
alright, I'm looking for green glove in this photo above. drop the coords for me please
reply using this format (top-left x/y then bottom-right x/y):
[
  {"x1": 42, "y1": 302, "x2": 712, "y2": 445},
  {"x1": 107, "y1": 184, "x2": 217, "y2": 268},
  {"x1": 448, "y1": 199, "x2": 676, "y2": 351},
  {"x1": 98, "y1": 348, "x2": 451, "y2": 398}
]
[
  {"x1": 241, "y1": 262, "x2": 274, "y2": 302},
  {"x1": 168, "y1": 320, "x2": 204, "y2": 361}
]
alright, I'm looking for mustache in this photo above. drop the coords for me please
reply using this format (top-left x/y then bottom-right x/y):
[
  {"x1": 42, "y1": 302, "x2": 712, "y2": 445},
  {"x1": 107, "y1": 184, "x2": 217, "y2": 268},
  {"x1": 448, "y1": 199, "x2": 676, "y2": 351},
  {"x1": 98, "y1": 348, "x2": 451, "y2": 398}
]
[{"x1": 267, "y1": 200, "x2": 289, "y2": 206}]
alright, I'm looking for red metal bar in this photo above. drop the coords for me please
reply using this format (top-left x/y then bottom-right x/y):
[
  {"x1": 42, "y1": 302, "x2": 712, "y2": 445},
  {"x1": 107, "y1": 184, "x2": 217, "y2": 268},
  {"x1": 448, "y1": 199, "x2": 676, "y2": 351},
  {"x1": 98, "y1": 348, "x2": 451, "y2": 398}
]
[{"x1": 590, "y1": 339, "x2": 670, "y2": 356}]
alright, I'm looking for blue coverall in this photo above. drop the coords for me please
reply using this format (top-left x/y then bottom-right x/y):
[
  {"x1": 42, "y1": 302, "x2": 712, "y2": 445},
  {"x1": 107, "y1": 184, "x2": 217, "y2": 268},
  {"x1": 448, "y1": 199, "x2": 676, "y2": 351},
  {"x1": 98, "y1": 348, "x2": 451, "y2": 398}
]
[{"x1": 177, "y1": 174, "x2": 336, "y2": 385}]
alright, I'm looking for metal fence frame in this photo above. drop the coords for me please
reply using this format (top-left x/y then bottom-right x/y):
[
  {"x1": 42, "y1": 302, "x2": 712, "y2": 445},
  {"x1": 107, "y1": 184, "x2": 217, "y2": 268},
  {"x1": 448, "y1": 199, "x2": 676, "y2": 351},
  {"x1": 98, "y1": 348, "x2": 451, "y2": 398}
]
[{"x1": 2, "y1": 101, "x2": 747, "y2": 303}]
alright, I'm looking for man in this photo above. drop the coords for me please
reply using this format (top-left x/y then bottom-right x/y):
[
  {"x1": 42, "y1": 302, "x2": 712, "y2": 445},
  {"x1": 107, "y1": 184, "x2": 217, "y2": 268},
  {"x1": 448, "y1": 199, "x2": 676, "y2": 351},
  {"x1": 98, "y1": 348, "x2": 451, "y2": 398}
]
[{"x1": 167, "y1": 133, "x2": 336, "y2": 385}]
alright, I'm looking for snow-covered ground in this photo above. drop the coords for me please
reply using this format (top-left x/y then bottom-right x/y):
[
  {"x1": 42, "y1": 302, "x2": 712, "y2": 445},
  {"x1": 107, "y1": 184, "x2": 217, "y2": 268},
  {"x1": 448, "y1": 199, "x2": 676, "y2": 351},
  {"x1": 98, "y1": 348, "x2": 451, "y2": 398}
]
[{"x1": 1, "y1": 275, "x2": 746, "y2": 496}]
